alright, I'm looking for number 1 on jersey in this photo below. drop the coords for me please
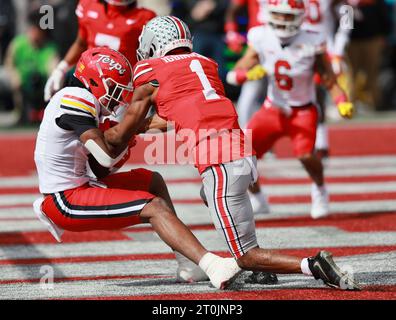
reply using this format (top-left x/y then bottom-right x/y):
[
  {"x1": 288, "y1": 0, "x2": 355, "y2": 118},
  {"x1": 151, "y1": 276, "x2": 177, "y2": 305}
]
[{"x1": 190, "y1": 60, "x2": 220, "y2": 101}]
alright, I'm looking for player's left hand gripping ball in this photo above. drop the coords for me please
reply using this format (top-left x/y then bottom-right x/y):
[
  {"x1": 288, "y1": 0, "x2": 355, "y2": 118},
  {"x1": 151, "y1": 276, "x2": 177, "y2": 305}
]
[
  {"x1": 247, "y1": 65, "x2": 267, "y2": 81},
  {"x1": 337, "y1": 101, "x2": 354, "y2": 119}
]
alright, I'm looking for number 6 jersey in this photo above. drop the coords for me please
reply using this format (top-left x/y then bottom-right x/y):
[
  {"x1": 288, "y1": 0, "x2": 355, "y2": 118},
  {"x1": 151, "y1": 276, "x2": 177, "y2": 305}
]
[
  {"x1": 248, "y1": 25, "x2": 326, "y2": 108},
  {"x1": 133, "y1": 52, "x2": 253, "y2": 173}
]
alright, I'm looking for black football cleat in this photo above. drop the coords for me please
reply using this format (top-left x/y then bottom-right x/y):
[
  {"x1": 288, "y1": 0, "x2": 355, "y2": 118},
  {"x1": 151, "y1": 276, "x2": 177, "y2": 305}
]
[
  {"x1": 308, "y1": 251, "x2": 361, "y2": 291},
  {"x1": 245, "y1": 271, "x2": 278, "y2": 285}
]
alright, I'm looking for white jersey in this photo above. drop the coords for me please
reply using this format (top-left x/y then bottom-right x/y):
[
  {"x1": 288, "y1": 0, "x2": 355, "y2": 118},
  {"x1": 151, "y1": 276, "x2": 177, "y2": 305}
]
[
  {"x1": 34, "y1": 87, "x2": 101, "y2": 194},
  {"x1": 302, "y1": 0, "x2": 350, "y2": 56},
  {"x1": 248, "y1": 26, "x2": 326, "y2": 108}
]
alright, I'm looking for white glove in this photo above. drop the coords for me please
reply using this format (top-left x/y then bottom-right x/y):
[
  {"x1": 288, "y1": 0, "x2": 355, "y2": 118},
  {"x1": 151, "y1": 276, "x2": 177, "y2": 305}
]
[{"x1": 44, "y1": 60, "x2": 70, "y2": 102}]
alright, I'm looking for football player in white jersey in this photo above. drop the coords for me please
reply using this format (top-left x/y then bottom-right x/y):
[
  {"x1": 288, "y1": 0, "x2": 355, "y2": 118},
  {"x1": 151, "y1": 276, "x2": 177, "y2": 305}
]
[
  {"x1": 33, "y1": 47, "x2": 243, "y2": 289},
  {"x1": 227, "y1": 0, "x2": 354, "y2": 219},
  {"x1": 302, "y1": 0, "x2": 350, "y2": 158}
]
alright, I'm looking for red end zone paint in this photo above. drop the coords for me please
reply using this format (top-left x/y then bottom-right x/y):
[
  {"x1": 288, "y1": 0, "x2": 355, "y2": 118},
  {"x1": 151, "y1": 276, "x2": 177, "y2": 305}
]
[
  {"x1": 172, "y1": 192, "x2": 396, "y2": 204},
  {"x1": 0, "y1": 230, "x2": 129, "y2": 245},
  {"x1": 0, "y1": 274, "x2": 171, "y2": 286},
  {"x1": 77, "y1": 285, "x2": 396, "y2": 300},
  {"x1": 1, "y1": 123, "x2": 396, "y2": 176},
  {"x1": 165, "y1": 175, "x2": 396, "y2": 185},
  {"x1": 274, "y1": 123, "x2": 396, "y2": 158},
  {"x1": 0, "y1": 212, "x2": 394, "y2": 246},
  {"x1": 0, "y1": 212, "x2": 395, "y2": 246},
  {"x1": 0, "y1": 246, "x2": 394, "y2": 266},
  {"x1": 0, "y1": 134, "x2": 36, "y2": 176},
  {"x1": 123, "y1": 212, "x2": 396, "y2": 233}
]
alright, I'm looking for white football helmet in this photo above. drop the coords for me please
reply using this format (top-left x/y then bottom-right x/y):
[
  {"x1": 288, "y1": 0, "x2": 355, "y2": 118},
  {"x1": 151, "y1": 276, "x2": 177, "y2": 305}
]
[
  {"x1": 267, "y1": 0, "x2": 305, "y2": 39},
  {"x1": 104, "y1": 0, "x2": 136, "y2": 6},
  {"x1": 137, "y1": 16, "x2": 193, "y2": 61}
]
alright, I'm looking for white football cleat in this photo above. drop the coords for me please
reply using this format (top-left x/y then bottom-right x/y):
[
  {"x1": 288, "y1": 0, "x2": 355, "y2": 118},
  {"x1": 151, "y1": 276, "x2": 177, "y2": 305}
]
[
  {"x1": 311, "y1": 184, "x2": 329, "y2": 219},
  {"x1": 199, "y1": 253, "x2": 242, "y2": 290},
  {"x1": 33, "y1": 197, "x2": 64, "y2": 242},
  {"x1": 249, "y1": 191, "x2": 271, "y2": 214}
]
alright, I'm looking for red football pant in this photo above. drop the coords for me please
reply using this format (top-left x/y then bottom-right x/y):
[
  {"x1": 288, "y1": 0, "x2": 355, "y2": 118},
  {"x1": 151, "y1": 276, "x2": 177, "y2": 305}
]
[
  {"x1": 247, "y1": 102, "x2": 318, "y2": 158},
  {"x1": 41, "y1": 169, "x2": 155, "y2": 232}
]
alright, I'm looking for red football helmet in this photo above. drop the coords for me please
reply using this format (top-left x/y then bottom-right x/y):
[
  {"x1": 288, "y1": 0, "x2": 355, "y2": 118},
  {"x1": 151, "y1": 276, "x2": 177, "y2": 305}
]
[
  {"x1": 104, "y1": 0, "x2": 136, "y2": 6},
  {"x1": 74, "y1": 47, "x2": 133, "y2": 115},
  {"x1": 266, "y1": 0, "x2": 305, "y2": 39}
]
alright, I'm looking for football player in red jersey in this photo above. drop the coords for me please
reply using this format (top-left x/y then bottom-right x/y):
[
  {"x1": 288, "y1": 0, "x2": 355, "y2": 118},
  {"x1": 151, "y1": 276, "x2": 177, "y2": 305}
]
[
  {"x1": 103, "y1": 16, "x2": 360, "y2": 290},
  {"x1": 35, "y1": 47, "x2": 242, "y2": 290},
  {"x1": 44, "y1": 0, "x2": 156, "y2": 102}
]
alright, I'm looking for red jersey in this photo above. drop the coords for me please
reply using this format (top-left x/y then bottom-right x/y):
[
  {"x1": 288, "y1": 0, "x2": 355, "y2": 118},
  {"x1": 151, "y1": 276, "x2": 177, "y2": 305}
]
[
  {"x1": 133, "y1": 53, "x2": 253, "y2": 174},
  {"x1": 233, "y1": 0, "x2": 267, "y2": 29},
  {"x1": 76, "y1": 0, "x2": 156, "y2": 67}
]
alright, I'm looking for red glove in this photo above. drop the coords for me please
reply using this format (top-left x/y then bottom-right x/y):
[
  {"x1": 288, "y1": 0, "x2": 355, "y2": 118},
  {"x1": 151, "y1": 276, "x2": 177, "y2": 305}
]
[
  {"x1": 225, "y1": 22, "x2": 245, "y2": 54},
  {"x1": 98, "y1": 118, "x2": 118, "y2": 132}
]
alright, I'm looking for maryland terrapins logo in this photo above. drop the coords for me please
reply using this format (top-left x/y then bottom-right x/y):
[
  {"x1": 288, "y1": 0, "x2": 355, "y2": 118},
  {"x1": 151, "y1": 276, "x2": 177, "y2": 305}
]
[
  {"x1": 77, "y1": 62, "x2": 85, "y2": 73},
  {"x1": 97, "y1": 54, "x2": 127, "y2": 75}
]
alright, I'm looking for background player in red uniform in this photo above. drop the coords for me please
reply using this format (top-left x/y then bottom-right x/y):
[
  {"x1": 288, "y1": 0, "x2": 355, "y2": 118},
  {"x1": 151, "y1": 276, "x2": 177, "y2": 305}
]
[
  {"x1": 44, "y1": 0, "x2": 156, "y2": 102},
  {"x1": 104, "y1": 15, "x2": 360, "y2": 291}
]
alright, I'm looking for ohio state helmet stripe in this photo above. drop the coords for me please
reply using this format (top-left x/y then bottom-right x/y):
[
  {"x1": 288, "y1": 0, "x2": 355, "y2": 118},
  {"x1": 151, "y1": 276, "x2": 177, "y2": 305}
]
[
  {"x1": 164, "y1": 16, "x2": 185, "y2": 39},
  {"x1": 173, "y1": 17, "x2": 186, "y2": 39}
]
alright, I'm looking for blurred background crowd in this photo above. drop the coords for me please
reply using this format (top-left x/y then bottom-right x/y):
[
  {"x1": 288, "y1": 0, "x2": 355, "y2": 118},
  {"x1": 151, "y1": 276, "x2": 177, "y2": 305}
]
[{"x1": 0, "y1": 0, "x2": 395, "y2": 127}]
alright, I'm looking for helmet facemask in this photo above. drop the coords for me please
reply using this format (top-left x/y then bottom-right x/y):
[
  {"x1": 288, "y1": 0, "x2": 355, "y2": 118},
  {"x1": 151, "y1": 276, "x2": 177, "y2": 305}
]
[
  {"x1": 96, "y1": 62, "x2": 133, "y2": 116},
  {"x1": 267, "y1": 6, "x2": 304, "y2": 39}
]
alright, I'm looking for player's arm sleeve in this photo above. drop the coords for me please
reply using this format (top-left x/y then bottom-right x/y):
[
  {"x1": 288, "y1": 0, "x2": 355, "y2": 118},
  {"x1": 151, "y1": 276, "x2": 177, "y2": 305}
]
[
  {"x1": 56, "y1": 114, "x2": 97, "y2": 137},
  {"x1": 59, "y1": 92, "x2": 100, "y2": 120}
]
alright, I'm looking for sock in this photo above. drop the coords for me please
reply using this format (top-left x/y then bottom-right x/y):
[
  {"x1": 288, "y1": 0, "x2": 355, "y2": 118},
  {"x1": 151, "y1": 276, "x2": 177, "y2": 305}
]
[
  {"x1": 315, "y1": 123, "x2": 329, "y2": 150},
  {"x1": 313, "y1": 183, "x2": 326, "y2": 193},
  {"x1": 301, "y1": 258, "x2": 313, "y2": 276}
]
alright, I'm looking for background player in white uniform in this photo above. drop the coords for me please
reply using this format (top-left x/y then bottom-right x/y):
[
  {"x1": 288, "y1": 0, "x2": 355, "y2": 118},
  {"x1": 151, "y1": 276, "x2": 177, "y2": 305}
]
[
  {"x1": 33, "y1": 46, "x2": 242, "y2": 290},
  {"x1": 302, "y1": 0, "x2": 351, "y2": 157},
  {"x1": 227, "y1": 0, "x2": 354, "y2": 218}
]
